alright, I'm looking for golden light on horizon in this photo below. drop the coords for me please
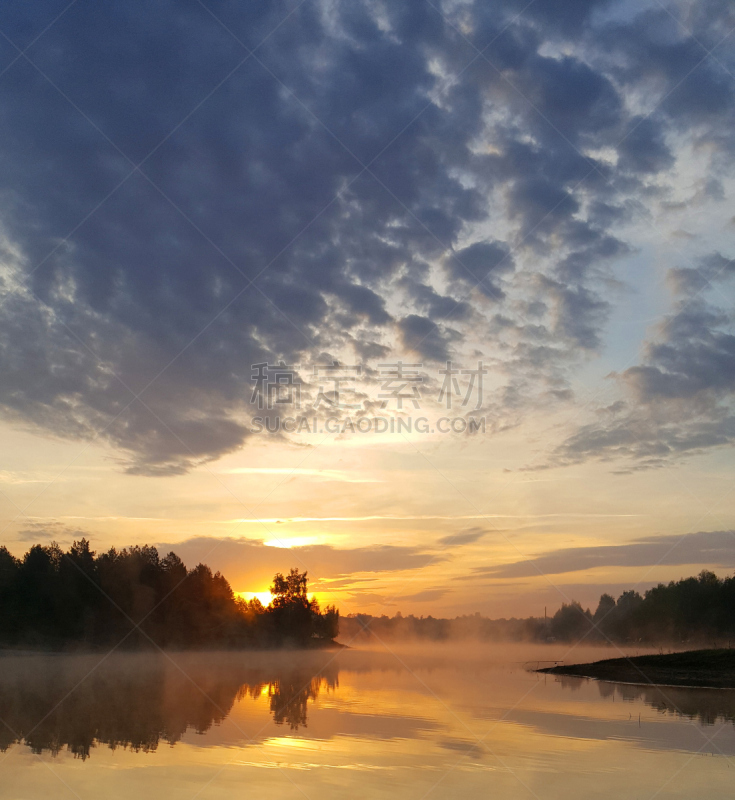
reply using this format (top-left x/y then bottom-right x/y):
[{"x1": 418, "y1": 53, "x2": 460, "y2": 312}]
[
  {"x1": 263, "y1": 536, "x2": 319, "y2": 548},
  {"x1": 236, "y1": 589, "x2": 335, "y2": 609},
  {"x1": 237, "y1": 591, "x2": 273, "y2": 607}
]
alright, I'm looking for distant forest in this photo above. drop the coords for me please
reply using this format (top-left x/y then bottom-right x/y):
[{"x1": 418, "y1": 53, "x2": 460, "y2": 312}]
[
  {"x1": 341, "y1": 571, "x2": 735, "y2": 645},
  {"x1": 0, "y1": 540, "x2": 338, "y2": 650}
]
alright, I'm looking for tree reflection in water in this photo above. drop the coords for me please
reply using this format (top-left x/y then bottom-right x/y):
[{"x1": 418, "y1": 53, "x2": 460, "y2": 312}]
[
  {"x1": 0, "y1": 652, "x2": 338, "y2": 759},
  {"x1": 557, "y1": 675, "x2": 735, "y2": 727},
  {"x1": 268, "y1": 673, "x2": 326, "y2": 730}
]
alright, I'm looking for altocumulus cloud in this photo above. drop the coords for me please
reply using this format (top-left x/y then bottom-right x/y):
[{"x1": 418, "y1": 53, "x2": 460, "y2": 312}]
[
  {"x1": 0, "y1": 1, "x2": 734, "y2": 473},
  {"x1": 551, "y1": 253, "x2": 735, "y2": 470}
]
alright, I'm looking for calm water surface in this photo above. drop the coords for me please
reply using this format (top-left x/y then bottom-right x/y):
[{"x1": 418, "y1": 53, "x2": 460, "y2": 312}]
[{"x1": 0, "y1": 645, "x2": 732, "y2": 799}]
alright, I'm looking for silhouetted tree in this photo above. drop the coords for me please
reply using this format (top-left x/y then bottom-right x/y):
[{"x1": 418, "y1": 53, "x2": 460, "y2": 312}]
[
  {"x1": 0, "y1": 542, "x2": 339, "y2": 650},
  {"x1": 268, "y1": 568, "x2": 319, "y2": 645},
  {"x1": 594, "y1": 593, "x2": 616, "y2": 621},
  {"x1": 314, "y1": 604, "x2": 340, "y2": 641},
  {"x1": 0, "y1": 547, "x2": 19, "y2": 641},
  {"x1": 550, "y1": 601, "x2": 593, "y2": 642}
]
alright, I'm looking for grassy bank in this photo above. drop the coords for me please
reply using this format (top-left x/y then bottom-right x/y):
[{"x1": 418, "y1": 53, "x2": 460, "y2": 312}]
[{"x1": 538, "y1": 649, "x2": 735, "y2": 688}]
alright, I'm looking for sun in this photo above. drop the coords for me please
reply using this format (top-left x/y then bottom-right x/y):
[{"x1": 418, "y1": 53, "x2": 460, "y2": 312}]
[{"x1": 237, "y1": 591, "x2": 273, "y2": 607}]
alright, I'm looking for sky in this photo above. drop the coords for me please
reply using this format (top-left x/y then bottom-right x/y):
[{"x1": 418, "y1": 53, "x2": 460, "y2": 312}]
[{"x1": 0, "y1": 0, "x2": 734, "y2": 618}]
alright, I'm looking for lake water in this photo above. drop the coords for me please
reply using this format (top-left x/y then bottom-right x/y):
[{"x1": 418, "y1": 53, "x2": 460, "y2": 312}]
[{"x1": 0, "y1": 644, "x2": 732, "y2": 799}]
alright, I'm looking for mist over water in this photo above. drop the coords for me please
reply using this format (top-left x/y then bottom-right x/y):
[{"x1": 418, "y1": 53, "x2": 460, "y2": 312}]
[{"x1": 0, "y1": 644, "x2": 732, "y2": 799}]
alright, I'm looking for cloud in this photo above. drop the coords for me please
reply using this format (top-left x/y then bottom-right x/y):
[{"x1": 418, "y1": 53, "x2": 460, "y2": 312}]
[
  {"x1": 473, "y1": 530, "x2": 735, "y2": 579},
  {"x1": 437, "y1": 738, "x2": 486, "y2": 759},
  {"x1": 345, "y1": 591, "x2": 396, "y2": 608},
  {"x1": 550, "y1": 252, "x2": 735, "y2": 468},
  {"x1": 15, "y1": 521, "x2": 91, "y2": 544},
  {"x1": 220, "y1": 512, "x2": 640, "y2": 525},
  {"x1": 540, "y1": 277, "x2": 611, "y2": 350},
  {"x1": 222, "y1": 467, "x2": 381, "y2": 483},
  {"x1": 444, "y1": 241, "x2": 514, "y2": 300},
  {"x1": 0, "y1": 471, "x2": 52, "y2": 485},
  {"x1": 617, "y1": 116, "x2": 675, "y2": 175},
  {"x1": 396, "y1": 588, "x2": 449, "y2": 603},
  {"x1": 331, "y1": 283, "x2": 392, "y2": 326},
  {"x1": 0, "y1": 1, "x2": 733, "y2": 473},
  {"x1": 402, "y1": 279, "x2": 473, "y2": 323},
  {"x1": 397, "y1": 314, "x2": 454, "y2": 362},
  {"x1": 437, "y1": 527, "x2": 488, "y2": 546},
  {"x1": 156, "y1": 535, "x2": 446, "y2": 589}
]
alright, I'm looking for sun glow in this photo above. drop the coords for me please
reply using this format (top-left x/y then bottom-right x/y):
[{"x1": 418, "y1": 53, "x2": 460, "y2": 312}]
[
  {"x1": 236, "y1": 589, "x2": 337, "y2": 609},
  {"x1": 264, "y1": 536, "x2": 319, "y2": 548},
  {"x1": 237, "y1": 591, "x2": 273, "y2": 607}
]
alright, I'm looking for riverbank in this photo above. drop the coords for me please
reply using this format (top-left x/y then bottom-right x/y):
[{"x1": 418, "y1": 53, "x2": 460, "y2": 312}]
[{"x1": 538, "y1": 649, "x2": 735, "y2": 688}]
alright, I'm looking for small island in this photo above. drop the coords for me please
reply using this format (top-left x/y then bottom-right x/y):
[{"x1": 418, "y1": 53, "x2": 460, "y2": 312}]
[{"x1": 539, "y1": 649, "x2": 735, "y2": 689}]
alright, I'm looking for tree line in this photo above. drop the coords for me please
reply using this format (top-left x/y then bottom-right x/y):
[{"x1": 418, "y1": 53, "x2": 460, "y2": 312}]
[
  {"x1": 340, "y1": 570, "x2": 735, "y2": 645},
  {"x1": 0, "y1": 540, "x2": 339, "y2": 650},
  {"x1": 546, "y1": 570, "x2": 735, "y2": 644}
]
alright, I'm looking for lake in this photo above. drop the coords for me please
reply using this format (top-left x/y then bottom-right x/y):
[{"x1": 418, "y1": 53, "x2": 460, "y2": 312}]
[{"x1": 0, "y1": 644, "x2": 732, "y2": 799}]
